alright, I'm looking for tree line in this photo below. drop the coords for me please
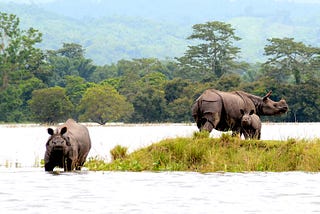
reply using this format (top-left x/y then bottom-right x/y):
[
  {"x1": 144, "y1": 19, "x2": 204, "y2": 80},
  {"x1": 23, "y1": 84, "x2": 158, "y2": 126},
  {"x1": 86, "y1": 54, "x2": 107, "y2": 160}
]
[{"x1": 0, "y1": 12, "x2": 319, "y2": 124}]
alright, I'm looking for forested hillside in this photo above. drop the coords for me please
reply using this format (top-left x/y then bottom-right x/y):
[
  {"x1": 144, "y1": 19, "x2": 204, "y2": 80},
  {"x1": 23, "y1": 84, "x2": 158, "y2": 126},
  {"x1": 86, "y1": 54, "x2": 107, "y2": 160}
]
[
  {"x1": 1, "y1": 0, "x2": 319, "y2": 64},
  {"x1": 0, "y1": 10, "x2": 319, "y2": 124}
]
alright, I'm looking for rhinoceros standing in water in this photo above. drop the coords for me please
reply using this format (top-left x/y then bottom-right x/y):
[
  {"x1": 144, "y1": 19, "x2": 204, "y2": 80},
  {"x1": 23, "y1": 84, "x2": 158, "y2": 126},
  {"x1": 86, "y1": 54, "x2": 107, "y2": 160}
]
[
  {"x1": 192, "y1": 89, "x2": 288, "y2": 138},
  {"x1": 240, "y1": 109, "x2": 262, "y2": 139},
  {"x1": 44, "y1": 119, "x2": 91, "y2": 171}
]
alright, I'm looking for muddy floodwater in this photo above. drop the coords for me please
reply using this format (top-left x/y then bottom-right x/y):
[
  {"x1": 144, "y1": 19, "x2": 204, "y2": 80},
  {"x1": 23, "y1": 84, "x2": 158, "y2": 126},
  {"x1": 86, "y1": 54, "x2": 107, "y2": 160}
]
[{"x1": 1, "y1": 123, "x2": 320, "y2": 213}]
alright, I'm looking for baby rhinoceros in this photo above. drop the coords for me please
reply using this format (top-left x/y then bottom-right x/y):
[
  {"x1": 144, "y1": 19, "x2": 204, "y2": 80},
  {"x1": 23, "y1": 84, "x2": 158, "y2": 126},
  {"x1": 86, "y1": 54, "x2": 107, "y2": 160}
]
[{"x1": 240, "y1": 109, "x2": 261, "y2": 140}]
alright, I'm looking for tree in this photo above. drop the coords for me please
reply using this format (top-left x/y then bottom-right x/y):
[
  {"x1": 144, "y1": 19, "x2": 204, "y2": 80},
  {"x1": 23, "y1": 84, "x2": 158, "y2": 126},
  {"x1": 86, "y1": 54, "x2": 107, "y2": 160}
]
[
  {"x1": 138, "y1": 72, "x2": 167, "y2": 90},
  {"x1": 89, "y1": 63, "x2": 118, "y2": 83},
  {"x1": 130, "y1": 86, "x2": 167, "y2": 122},
  {"x1": 57, "y1": 43, "x2": 85, "y2": 59},
  {"x1": 215, "y1": 73, "x2": 241, "y2": 91},
  {"x1": 0, "y1": 12, "x2": 44, "y2": 90},
  {"x1": 282, "y1": 79, "x2": 320, "y2": 122},
  {"x1": 29, "y1": 87, "x2": 73, "y2": 123},
  {"x1": 164, "y1": 78, "x2": 192, "y2": 103},
  {"x1": 0, "y1": 85, "x2": 23, "y2": 122},
  {"x1": 176, "y1": 21, "x2": 241, "y2": 81},
  {"x1": 167, "y1": 97, "x2": 193, "y2": 122},
  {"x1": 45, "y1": 43, "x2": 97, "y2": 86},
  {"x1": 64, "y1": 75, "x2": 93, "y2": 105},
  {"x1": 263, "y1": 37, "x2": 320, "y2": 84},
  {"x1": 18, "y1": 77, "x2": 46, "y2": 120},
  {"x1": 0, "y1": 77, "x2": 45, "y2": 122},
  {"x1": 78, "y1": 84, "x2": 133, "y2": 124}
]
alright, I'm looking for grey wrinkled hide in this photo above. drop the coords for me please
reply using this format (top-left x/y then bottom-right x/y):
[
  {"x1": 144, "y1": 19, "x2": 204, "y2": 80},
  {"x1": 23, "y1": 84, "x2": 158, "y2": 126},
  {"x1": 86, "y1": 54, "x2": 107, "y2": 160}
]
[
  {"x1": 44, "y1": 119, "x2": 91, "y2": 171},
  {"x1": 240, "y1": 110, "x2": 261, "y2": 139},
  {"x1": 192, "y1": 89, "x2": 288, "y2": 136}
]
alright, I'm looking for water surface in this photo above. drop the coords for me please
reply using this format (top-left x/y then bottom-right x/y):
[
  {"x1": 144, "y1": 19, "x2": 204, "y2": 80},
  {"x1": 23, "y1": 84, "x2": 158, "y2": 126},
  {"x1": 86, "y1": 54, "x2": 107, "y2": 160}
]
[
  {"x1": 1, "y1": 123, "x2": 320, "y2": 213},
  {"x1": 1, "y1": 169, "x2": 320, "y2": 214}
]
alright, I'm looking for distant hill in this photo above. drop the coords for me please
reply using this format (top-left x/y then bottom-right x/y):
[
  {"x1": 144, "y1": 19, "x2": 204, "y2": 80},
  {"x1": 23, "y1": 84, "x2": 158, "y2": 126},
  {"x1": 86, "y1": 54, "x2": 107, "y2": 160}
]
[{"x1": 1, "y1": 0, "x2": 320, "y2": 65}]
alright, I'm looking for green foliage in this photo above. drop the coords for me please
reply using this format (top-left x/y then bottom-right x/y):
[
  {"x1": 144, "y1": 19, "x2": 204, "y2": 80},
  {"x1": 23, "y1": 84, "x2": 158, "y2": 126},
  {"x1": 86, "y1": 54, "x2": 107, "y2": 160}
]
[
  {"x1": 0, "y1": 12, "x2": 44, "y2": 90},
  {"x1": 263, "y1": 37, "x2": 320, "y2": 84},
  {"x1": 85, "y1": 157, "x2": 109, "y2": 171},
  {"x1": 167, "y1": 97, "x2": 193, "y2": 122},
  {"x1": 57, "y1": 43, "x2": 85, "y2": 59},
  {"x1": 164, "y1": 78, "x2": 191, "y2": 102},
  {"x1": 0, "y1": 12, "x2": 319, "y2": 123},
  {"x1": 78, "y1": 84, "x2": 134, "y2": 124},
  {"x1": 90, "y1": 64, "x2": 119, "y2": 83},
  {"x1": 0, "y1": 85, "x2": 23, "y2": 122},
  {"x1": 215, "y1": 73, "x2": 241, "y2": 91},
  {"x1": 45, "y1": 43, "x2": 97, "y2": 86},
  {"x1": 192, "y1": 131, "x2": 210, "y2": 139},
  {"x1": 284, "y1": 80, "x2": 320, "y2": 122},
  {"x1": 138, "y1": 72, "x2": 167, "y2": 89},
  {"x1": 176, "y1": 21, "x2": 242, "y2": 81},
  {"x1": 110, "y1": 145, "x2": 128, "y2": 161},
  {"x1": 29, "y1": 86, "x2": 73, "y2": 123},
  {"x1": 87, "y1": 136, "x2": 320, "y2": 172},
  {"x1": 130, "y1": 86, "x2": 167, "y2": 122}
]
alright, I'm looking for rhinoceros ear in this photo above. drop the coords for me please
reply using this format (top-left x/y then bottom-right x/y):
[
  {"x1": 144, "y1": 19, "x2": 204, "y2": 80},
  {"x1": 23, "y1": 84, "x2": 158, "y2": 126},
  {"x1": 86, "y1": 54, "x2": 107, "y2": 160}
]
[
  {"x1": 240, "y1": 109, "x2": 245, "y2": 115},
  {"x1": 263, "y1": 91, "x2": 272, "y2": 101},
  {"x1": 249, "y1": 109, "x2": 254, "y2": 115},
  {"x1": 60, "y1": 127, "x2": 67, "y2": 135},
  {"x1": 65, "y1": 136, "x2": 71, "y2": 146},
  {"x1": 47, "y1": 128, "x2": 54, "y2": 135}
]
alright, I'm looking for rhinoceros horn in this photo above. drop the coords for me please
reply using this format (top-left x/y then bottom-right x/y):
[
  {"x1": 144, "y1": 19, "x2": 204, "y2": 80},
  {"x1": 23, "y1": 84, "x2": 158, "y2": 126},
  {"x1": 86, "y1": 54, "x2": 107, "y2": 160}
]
[{"x1": 263, "y1": 91, "x2": 272, "y2": 101}]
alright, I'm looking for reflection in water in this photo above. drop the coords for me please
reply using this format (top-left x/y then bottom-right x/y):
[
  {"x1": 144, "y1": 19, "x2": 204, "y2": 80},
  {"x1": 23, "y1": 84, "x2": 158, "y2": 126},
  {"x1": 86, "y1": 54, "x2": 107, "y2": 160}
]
[{"x1": 1, "y1": 169, "x2": 320, "y2": 213}]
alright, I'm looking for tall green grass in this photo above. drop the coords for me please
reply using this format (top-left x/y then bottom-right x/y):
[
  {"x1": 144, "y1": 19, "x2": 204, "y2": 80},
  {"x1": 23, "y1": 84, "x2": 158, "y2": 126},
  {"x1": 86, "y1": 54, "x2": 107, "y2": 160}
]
[{"x1": 85, "y1": 133, "x2": 320, "y2": 172}]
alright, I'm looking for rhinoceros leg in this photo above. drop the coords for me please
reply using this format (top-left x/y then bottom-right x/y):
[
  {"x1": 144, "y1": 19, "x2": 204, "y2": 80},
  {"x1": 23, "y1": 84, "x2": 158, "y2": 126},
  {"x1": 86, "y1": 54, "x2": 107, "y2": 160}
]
[
  {"x1": 253, "y1": 129, "x2": 261, "y2": 140},
  {"x1": 201, "y1": 112, "x2": 220, "y2": 132},
  {"x1": 64, "y1": 158, "x2": 73, "y2": 171},
  {"x1": 44, "y1": 162, "x2": 55, "y2": 171},
  {"x1": 199, "y1": 97, "x2": 222, "y2": 132}
]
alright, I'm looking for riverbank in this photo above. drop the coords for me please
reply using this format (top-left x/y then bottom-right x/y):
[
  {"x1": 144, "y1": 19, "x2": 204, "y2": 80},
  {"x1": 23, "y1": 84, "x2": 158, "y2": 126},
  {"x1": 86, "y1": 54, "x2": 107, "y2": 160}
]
[{"x1": 85, "y1": 132, "x2": 320, "y2": 172}]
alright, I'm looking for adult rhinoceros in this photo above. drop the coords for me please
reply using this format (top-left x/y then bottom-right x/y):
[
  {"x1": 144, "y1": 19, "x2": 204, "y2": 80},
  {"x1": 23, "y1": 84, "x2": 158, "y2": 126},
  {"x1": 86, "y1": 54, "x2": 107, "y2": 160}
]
[
  {"x1": 192, "y1": 89, "x2": 288, "y2": 137},
  {"x1": 44, "y1": 119, "x2": 91, "y2": 171}
]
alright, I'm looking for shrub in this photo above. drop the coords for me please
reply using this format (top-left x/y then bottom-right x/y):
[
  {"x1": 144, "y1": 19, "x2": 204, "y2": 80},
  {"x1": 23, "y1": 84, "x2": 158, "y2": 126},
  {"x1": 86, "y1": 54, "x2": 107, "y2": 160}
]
[{"x1": 110, "y1": 145, "x2": 128, "y2": 161}]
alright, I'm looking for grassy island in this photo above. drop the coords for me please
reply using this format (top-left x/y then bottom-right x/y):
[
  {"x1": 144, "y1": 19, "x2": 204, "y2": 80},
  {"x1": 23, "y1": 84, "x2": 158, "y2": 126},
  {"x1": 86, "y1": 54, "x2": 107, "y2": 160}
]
[{"x1": 85, "y1": 132, "x2": 320, "y2": 172}]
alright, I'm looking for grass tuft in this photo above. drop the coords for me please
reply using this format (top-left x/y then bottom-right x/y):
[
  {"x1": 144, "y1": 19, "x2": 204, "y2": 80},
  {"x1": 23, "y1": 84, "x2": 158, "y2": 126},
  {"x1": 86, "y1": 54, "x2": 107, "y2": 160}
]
[{"x1": 110, "y1": 145, "x2": 128, "y2": 161}]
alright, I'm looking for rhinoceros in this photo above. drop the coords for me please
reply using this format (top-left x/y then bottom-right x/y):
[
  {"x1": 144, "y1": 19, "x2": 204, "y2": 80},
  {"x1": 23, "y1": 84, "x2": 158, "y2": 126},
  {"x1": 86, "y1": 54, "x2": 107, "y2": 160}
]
[
  {"x1": 44, "y1": 119, "x2": 91, "y2": 171},
  {"x1": 240, "y1": 109, "x2": 261, "y2": 139},
  {"x1": 192, "y1": 89, "x2": 288, "y2": 137}
]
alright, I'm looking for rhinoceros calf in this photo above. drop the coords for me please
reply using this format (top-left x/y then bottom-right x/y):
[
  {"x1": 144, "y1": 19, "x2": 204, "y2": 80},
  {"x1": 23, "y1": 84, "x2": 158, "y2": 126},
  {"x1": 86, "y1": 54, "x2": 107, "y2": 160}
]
[
  {"x1": 240, "y1": 109, "x2": 261, "y2": 140},
  {"x1": 44, "y1": 119, "x2": 91, "y2": 171}
]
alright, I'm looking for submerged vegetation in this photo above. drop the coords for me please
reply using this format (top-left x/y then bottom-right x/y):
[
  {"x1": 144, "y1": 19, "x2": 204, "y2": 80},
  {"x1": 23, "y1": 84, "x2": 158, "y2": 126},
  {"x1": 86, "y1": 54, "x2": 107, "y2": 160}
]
[{"x1": 85, "y1": 133, "x2": 320, "y2": 172}]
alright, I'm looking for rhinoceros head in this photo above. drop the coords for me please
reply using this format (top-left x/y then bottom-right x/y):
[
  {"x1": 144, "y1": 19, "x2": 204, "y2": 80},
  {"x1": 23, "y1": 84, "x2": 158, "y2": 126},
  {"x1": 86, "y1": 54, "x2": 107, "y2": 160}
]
[
  {"x1": 240, "y1": 109, "x2": 254, "y2": 127},
  {"x1": 46, "y1": 127, "x2": 71, "y2": 152},
  {"x1": 258, "y1": 91, "x2": 288, "y2": 116}
]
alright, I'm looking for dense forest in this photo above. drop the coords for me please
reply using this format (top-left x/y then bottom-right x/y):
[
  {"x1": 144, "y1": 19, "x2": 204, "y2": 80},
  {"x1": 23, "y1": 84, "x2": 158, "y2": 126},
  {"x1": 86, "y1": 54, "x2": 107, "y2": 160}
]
[{"x1": 0, "y1": 12, "x2": 319, "y2": 124}]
